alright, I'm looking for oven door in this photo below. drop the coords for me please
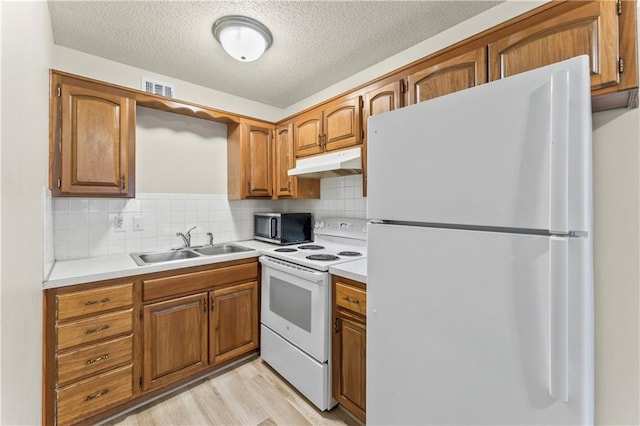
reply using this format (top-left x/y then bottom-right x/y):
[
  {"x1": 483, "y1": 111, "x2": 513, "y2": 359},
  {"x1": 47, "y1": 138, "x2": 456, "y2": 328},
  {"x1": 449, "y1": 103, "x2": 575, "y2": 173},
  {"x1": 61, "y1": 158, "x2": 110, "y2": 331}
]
[{"x1": 259, "y1": 256, "x2": 330, "y2": 362}]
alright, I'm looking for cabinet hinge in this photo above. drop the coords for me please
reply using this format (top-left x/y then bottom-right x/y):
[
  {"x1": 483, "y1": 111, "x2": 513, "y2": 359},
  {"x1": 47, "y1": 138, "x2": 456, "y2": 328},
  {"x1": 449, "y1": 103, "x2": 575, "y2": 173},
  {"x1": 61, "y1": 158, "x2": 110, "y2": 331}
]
[
  {"x1": 617, "y1": 0, "x2": 622, "y2": 15},
  {"x1": 361, "y1": 130, "x2": 365, "y2": 140},
  {"x1": 204, "y1": 299, "x2": 208, "y2": 312},
  {"x1": 619, "y1": 58, "x2": 625, "y2": 73},
  {"x1": 139, "y1": 376, "x2": 143, "y2": 389},
  {"x1": 360, "y1": 98, "x2": 364, "y2": 109},
  {"x1": 57, "y1": 178, "x2": 61, "y2": 189},
  {"x1": 56, "y1": 84, "x2": 61, "y2": 97},
  {"x1": 210, "y1": 297, "x2": 214, "y2": 311},
  {"x1": 334, "y1": 318, "x2": 340, "y2": 333},
  {"x1": 139, "y1": 309, "x2": 143, "y2": 320},
  {"x1": 400, "y1": 80, "x2": 406, "y2": 93},
  {"x1": 247, "y1": 181, "x2": 251, "y2": 192}
]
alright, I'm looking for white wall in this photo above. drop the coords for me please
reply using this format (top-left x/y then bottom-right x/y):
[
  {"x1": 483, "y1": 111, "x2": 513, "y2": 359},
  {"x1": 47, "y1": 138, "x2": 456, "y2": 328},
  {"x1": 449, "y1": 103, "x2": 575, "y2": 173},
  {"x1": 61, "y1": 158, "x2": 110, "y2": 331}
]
[
  {"x1": 0, "y1": 1, "x2": 53, "y2": 423},
  {"x1": 52, "y1": 45, "x2": 284, "y2": 122},
  {"x1": 592, "y1": 105, "x2": 640, "y2": 425},
  {"x1": 136, "y1": 107, "x2": 228, "y2": 194}
]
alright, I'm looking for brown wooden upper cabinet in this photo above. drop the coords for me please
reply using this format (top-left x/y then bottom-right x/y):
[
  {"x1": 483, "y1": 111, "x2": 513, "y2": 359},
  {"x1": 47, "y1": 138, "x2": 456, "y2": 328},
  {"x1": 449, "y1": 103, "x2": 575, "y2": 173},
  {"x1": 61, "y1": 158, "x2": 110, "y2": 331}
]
[
  {"x1": 294, "y1": 95, "x2": 363, "y2": 158},
  {"x1": 50, "y1": 72, "x2": 135, "y2": 197},
  {"x1": 227, "y1": 120, "x2": 274, "y2": 199},
  {"x1": 488, "y1": 1, "x2": 620, "y2": 90},
  {"x1": 273, "y1": 122, "x2": 321, "y2": 199},
  {"x1": 407, "y1": 46, "x2": 487, "y2": 105},
  {"x1": 274, "y1": 122, "x2": 295, "y2": 197}
]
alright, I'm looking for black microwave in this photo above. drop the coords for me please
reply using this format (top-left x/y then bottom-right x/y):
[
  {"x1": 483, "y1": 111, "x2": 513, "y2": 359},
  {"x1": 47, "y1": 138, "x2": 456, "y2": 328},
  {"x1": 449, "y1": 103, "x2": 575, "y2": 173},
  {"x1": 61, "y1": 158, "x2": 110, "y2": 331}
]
[{"x1": 254, "y1": 213, "x2": 313, "y2": 245}]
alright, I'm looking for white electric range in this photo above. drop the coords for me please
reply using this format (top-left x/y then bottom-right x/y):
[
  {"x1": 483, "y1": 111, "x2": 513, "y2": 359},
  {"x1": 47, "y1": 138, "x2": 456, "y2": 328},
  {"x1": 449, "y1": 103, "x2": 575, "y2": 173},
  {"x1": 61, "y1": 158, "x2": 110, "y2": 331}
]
[{"x1": 258, "y1": 218, "x2": 367, "y2": 411}]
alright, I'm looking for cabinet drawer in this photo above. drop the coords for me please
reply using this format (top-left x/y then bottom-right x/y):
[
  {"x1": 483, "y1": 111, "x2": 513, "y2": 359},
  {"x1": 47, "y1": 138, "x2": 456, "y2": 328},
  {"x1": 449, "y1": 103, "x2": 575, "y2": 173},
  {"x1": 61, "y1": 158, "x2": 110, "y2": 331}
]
[
  {"x1": 143, "y1": 261, "x2": 258, "y2": 301},
  {"x1": 57, "y1": 283, "x2": 133, "y2": 321},
  {"x1": 56, "y1": 363, "x2": 133, "y2": 425},
  {"x1": 336, "y1": 283, "x2": 367, "y2": 316},
  {"x1": 57, "y1": 309, "x2": 133, "y2": 351},
  {"x1": 57, "y1": 334, "x2": 133, "y2": 386}
]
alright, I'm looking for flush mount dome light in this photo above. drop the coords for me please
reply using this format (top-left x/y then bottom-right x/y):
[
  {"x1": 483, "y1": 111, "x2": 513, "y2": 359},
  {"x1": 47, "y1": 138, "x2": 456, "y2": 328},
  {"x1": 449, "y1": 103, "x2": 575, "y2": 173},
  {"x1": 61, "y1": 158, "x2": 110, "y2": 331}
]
[{"x1": 212, "y1": 15, "x2": 273, "y2": 62}]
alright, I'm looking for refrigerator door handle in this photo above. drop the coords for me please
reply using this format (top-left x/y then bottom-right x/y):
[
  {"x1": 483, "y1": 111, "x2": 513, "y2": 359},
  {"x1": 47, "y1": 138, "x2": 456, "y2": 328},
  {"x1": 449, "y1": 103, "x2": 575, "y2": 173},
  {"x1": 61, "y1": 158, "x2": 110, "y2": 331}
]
[
  {"x1": 549, "y1": 236, "x2": 569, "y2": 401},
  {"x1": 549, "y1": 70, "x2": 570, "y2": 235}
]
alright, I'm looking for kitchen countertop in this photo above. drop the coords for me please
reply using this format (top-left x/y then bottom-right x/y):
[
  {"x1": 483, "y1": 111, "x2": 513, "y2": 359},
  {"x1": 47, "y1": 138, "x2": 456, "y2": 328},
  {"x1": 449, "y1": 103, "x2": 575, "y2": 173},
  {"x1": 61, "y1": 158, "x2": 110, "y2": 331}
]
[
  {"x1": 44, "y1": 240, "x2": 276, "y2": 289},
  {"x1": 329, "y1": 259, "x2": 367, "y2": 284}
]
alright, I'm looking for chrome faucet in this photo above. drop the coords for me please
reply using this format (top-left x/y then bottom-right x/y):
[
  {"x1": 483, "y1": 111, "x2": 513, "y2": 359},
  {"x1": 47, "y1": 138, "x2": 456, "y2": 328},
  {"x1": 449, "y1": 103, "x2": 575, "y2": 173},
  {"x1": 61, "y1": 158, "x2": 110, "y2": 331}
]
[{"x1": 176, "y1": 226, "x2": 197, "y2": 248}]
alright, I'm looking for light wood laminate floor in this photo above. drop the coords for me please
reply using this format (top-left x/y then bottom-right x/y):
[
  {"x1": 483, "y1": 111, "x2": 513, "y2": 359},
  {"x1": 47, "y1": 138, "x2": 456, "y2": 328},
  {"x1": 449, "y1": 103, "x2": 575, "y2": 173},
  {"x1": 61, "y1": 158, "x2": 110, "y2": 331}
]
[{"x1": 105, "y1": 358, "x2": 360, "y2": 426}]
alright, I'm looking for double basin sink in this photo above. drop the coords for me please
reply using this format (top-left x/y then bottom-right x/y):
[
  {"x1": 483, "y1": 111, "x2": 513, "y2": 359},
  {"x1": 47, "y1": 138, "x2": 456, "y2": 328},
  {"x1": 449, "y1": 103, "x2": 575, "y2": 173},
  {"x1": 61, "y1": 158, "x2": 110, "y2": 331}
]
[{"x1": 130, "y1": 243, "x2": 254, "y2": 266}]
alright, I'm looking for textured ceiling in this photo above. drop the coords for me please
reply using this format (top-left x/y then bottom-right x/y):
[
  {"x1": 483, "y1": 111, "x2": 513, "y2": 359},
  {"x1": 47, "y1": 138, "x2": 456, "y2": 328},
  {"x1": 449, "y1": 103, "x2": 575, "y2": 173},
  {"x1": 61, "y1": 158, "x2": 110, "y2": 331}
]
[{"x1": 48, "y1": 1, "x2": 502, "y2": 108}]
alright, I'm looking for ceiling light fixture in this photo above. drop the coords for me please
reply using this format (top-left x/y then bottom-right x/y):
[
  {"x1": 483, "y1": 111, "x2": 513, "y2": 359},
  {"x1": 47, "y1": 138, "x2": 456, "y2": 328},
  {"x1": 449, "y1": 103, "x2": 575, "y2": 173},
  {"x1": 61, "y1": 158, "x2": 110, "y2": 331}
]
[{"x1": 212, "y1": 15, "x2": 273, "y2": 62}]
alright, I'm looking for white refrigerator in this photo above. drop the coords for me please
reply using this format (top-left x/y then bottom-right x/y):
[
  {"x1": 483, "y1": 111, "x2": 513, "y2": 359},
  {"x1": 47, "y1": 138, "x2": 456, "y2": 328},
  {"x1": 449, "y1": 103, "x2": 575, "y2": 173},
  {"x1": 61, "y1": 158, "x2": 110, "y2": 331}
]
[{"x1": 367, "y1": 56, "x2": 593, "y2": 425}]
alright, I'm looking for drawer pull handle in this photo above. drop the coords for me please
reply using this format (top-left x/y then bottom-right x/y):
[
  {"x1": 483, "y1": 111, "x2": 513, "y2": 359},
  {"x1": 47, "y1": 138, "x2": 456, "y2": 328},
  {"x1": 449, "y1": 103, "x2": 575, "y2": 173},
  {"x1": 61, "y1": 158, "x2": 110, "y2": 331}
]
[
  {"x1": 85, "y1": 297, "x2": 111, "y2": 306},
  {"x1": 343, "y1": 296, "x2": 360, "y2": 304},
  {"x1": 85, "y1": 389, "x2": 109, "y2": 402},
  {"x1": 85, "y1": 353, "x2": 110, "y2": 365},
  {"x1": 85, "y1": 325, "x2": 110, "y2": 334}
]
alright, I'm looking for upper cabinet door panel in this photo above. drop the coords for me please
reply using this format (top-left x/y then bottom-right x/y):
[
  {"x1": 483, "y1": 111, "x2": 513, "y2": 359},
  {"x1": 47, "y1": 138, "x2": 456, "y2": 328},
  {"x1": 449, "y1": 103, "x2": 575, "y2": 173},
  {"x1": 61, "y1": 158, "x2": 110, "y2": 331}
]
[
  {"x1": 294, "y1": 109, "x2": 323, "y2": 157},
  {"x1": 275, "y1": 123, "x2": 295, "y2": 197},
  {"x1": 488, "y1": 1, "x2": 619, "y2": 90},
  {"x1": 245, "y1": 124, "x2": 272, "y2": 197},
  {"x1": 365, "y1": 81, "x2": 403, "y2": 119},
  {"x1": 55, "y1": 75, "x2": 135, "y2": 197},
  {"x1": 408, "y1": 47, "x2": 487, "y2": 105},
  {"x1": 71, "y1": 93, "x2": 121, "y2": 185},
  {"x1": 323, "y1": 95, "x2": 362, "y2": 152}
]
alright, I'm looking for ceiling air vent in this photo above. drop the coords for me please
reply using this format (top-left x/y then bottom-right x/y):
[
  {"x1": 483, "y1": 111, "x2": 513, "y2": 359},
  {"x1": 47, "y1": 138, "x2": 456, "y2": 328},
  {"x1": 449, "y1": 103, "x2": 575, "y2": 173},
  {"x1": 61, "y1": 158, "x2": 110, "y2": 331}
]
[{"x1": 141, "y1": 77, "x2": 175, "y2": 98}]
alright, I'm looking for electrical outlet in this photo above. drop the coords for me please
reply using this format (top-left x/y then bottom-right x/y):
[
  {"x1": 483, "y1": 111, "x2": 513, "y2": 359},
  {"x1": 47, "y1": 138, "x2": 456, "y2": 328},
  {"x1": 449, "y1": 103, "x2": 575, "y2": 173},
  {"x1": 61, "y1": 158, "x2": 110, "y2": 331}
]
[
  {"x1": 114, "y1": 213, "x2": 125, "y2": 232},
  {"x1": 133, "y1": 215, "x2": 144, "y2": 231}
]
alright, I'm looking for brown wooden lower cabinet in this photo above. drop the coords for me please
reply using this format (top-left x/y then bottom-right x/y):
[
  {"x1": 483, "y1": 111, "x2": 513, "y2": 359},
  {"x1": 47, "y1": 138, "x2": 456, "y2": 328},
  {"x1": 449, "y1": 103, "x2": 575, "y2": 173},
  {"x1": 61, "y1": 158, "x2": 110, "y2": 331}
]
[
  {"x1": 43, "y1": 258, "x2": 260, "y2": 425},
  {"x1": 209, "y1": 281, "x2": 259, "y2": 366},
  {"x1": 332, "y1": 276, "x2": 367, "y2": 422},
  {"x1": 142, "y1": 293, "x2": 209, "y2": 391}
]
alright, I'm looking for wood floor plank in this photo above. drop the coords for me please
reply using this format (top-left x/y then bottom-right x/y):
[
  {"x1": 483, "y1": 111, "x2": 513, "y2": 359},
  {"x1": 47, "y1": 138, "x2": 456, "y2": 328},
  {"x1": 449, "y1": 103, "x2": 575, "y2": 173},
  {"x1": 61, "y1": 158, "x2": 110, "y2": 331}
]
[{"x1": 107, "y1": 358, "x2": 357, "y2": 426}]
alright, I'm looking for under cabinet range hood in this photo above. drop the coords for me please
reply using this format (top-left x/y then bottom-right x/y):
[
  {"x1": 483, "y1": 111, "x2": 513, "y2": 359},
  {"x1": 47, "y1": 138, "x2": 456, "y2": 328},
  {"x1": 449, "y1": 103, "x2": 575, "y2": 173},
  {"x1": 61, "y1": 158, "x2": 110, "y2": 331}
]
[{"x1": 288, "y1": 147, "x2": 362, "y2": 179}]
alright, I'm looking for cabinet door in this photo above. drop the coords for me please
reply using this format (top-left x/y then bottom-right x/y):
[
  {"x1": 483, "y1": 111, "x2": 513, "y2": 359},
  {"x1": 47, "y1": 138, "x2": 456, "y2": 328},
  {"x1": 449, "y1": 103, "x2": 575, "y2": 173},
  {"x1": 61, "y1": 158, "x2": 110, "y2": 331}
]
[
  {"x1": 294, "y1": 108, "x2": 323, "y2": 157},
  {"x1": 333, "y1": 315, "x2": 366, "y2": 422},
  {"x1": 209, "y1": 281, "x2": 259, "y2": 366},
  {"x1": 362, "y1": 80, "x2": 404, "y2": 196},
  {"x1": 323, "y1": 95, "x2": 363, "y2": 152},
  {"x1": 408, "y1": 46, "x2": 487, "y2": 105},
  {"x1": 143, "y1": 293, "x2": 208, "y2": 390},
  {"x1": 274, "y1": 123, "x2": 295, "y2": 197},
  {"x1": 55, "y1": 77, "x2": 135, "y2": 197},
  {"x1": 245, "y1": 124, "x2": 273, "y2": 197},
  {"x1": 488, "y1": 1, "x2": 619, "y2": 90}
]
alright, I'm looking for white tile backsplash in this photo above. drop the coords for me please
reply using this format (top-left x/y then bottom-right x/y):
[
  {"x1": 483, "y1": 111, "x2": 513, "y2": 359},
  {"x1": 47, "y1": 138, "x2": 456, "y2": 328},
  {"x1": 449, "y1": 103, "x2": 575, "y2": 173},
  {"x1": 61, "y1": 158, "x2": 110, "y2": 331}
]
[
  {"x1": 284, "y1": 175, "x2": 367, "y2": 220},
  {"x1": 51, "y1": 175, "x2": 368, "y2": 261},
  {"x1": 53, "y1": 193, "x2": 282, "y2": 260}
]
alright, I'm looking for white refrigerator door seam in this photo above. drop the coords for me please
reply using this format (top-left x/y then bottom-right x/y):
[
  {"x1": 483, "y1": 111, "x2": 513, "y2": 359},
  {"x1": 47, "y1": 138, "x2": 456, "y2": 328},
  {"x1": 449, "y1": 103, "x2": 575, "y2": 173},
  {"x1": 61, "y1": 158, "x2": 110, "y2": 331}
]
[{"x1": 549, "y1": 236, "x2": 569, "y2": 401}]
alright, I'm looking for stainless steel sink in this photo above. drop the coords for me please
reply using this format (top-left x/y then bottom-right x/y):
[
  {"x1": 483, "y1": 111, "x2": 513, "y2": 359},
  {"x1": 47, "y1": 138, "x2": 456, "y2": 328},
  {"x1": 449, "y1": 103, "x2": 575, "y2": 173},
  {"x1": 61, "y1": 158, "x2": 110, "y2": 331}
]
[
  {"x1": 193, "y1": 244, "x2": 254, "y2": 256},
  {"x1": 130, "y1": 244, "x2": 254, "y2": 266}
]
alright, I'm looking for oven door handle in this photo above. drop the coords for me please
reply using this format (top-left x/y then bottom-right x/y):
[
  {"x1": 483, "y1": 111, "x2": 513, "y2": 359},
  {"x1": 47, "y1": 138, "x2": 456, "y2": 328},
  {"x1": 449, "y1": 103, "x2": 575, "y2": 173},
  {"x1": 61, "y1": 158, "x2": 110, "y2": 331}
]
[{"x1": 259, "y1": 256, "x2": 327, "y2": 283}]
